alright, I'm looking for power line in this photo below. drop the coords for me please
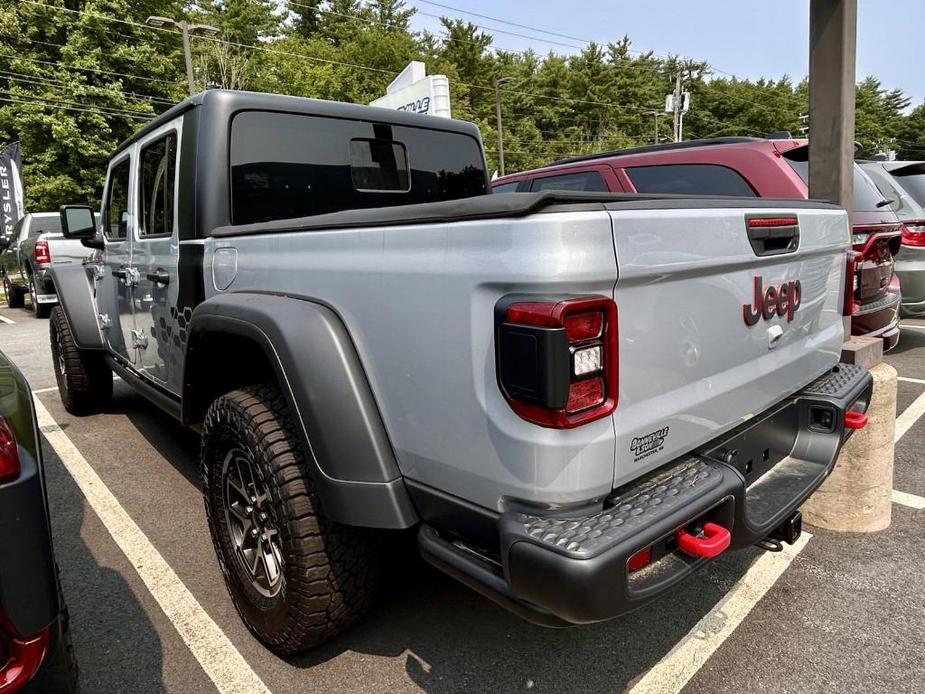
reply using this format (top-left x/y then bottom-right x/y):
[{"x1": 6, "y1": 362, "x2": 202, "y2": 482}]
[
  {"x1": 0, "y1": 93, "x2": 148, "y2": 121},
  {"x1": 0, "y1": 50, "x2": 178, "y2": 86},
  {"x1": 0, "y1": 68, "x2": 175, "y2": 107},
  {"x1": 0, "y1": 87, "x2": 152, "y2": 117}
]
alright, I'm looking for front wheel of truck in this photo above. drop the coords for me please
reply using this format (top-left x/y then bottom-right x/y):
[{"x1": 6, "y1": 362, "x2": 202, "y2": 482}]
[
  {"x1": 201, "y1": 384, "x2": 380, "y2": 655},
  {"x1": 49, "y1": 306, "x2": 113, "y2": 415}
]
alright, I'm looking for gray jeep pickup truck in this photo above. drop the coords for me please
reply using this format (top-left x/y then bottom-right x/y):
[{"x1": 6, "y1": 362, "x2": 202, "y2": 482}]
[{"x1": 49, "y1": 89, "x2": 871, "y2": 654}]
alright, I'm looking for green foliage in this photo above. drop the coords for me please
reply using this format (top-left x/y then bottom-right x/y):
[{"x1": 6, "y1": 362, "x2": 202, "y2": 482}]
[{"x1": 3, "y1": 0, "x2": 925, "y2": 208}]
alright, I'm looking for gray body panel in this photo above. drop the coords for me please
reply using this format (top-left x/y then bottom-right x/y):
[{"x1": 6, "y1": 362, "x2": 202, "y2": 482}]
[{"x1": 184, "y1": 293, "x2": 418, "y2": 528}]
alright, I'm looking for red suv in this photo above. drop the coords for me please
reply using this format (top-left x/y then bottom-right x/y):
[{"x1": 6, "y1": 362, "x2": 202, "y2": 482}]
[{"x1": 493, "y1": 137, "x2": 902, "y2": 350}]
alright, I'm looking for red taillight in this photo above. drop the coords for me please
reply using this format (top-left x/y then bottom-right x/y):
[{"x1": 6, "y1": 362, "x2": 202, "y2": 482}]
[
  {"x1": 33, "y1": 241, "x2": 50, "y2": 266},
  {"x1": 901, "y1": 222, "x2": 925, "y2": 247},
  {"x1": 844, "y1": 251, "x2": 860, "y2": 317},
  {"x1": 0, "y1": 418, "x2": 20, "y2": 483},
  {"x1": 0, "y1": 627, "x2": 49, "y2": 693},
  {"x1": 497, "y1": 296, "x2": 618, "y2": 429}
]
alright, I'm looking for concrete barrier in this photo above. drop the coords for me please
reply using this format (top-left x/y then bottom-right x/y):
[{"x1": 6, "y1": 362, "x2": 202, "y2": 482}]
[{"x1": 802, "y1": 362, "x2": 897, "y2": 532}]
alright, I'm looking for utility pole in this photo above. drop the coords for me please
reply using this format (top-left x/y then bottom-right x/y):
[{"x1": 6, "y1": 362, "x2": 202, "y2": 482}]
[
  {"x1": 672, "y1": 71, "x2": 682, "y2": 143},
  {"x1": 146, "y1": 16, "x2": 221, "y2": 96},
  {"x1": 643, "y1": 110, "x2": 660, "y2": 144},
  {"x1": 494, "y1": 76, "x2": 513, "y2": 176}
]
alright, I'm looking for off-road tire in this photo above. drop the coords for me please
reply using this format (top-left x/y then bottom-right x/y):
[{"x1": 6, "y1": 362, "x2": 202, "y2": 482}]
[
  {"x1": 49, "y1": 306, "x2": 112, "y2": 415},
  {"x1": 26, "y1": 580, "x2": 80, "y2": 693},
  {"x1": 202, "y1": 384, "x2": 380, "y2": 655},
  {"x1": 4, "y1": 276, "x2": 24, "y2": 308},
  {"x1": 30, "y1": 275, "x2": 51, "y2": 318}
]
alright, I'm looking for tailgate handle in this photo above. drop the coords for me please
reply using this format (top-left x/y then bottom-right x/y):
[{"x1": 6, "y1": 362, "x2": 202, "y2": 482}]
[{"x1": 746, "y1": 215, "x2": 800, "y2": 256}]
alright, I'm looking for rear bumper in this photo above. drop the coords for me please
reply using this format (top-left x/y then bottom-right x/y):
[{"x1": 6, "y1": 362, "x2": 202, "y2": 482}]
[
  {"x1": 420, "y1": 363, "x2": 872, "y2": 626},
  {"x1": 32, "y1": 268, "x2": 58, "y2": 303},
  {"x1": 852, "y1": 289, "x2": 900, "y2": 350}
]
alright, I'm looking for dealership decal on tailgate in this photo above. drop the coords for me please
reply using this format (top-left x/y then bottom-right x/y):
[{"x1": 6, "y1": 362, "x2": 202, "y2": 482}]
[{"x1": 631, "y1": 426, "x2": 670, "y2": 463}]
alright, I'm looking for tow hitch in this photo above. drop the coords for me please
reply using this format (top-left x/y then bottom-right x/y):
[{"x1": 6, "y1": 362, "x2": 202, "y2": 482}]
[{"x1": 755, "y1": 510, "x2": 803, "y2": 552}]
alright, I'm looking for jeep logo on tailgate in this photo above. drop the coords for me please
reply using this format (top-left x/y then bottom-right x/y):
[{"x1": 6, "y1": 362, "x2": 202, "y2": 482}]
[{"x1": 743, "y1": 276, "x2": 801, "y2": 326}]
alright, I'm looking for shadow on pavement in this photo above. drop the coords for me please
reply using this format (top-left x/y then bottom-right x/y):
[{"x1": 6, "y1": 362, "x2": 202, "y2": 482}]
[
  {"x1": 41, "y1": 436, "x2": 168, "y2": 694},
  {"x1": 289, "y1": 541, "x2": 759, "y2": 694}
]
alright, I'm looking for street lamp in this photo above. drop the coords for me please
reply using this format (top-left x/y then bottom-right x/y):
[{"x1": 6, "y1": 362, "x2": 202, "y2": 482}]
[
  {"x1": 146, "y1": 16, "x2": 221, "y2": 96},
  {"x1": 494, "y1": 76, "x2": 514, "y2": 177}
]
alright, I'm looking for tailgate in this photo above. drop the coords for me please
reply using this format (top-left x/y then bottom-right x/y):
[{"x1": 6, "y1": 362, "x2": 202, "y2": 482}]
[
  {"x1": 45, "y1": 235, "x2": 89, "y2": 266},
  {"x1": 610, "y1": 205, "x2": 849, "y2": 487}
]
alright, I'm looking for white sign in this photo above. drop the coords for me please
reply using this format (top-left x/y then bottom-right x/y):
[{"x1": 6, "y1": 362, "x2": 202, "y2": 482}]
[{"x1": 369, "y1": 61, "x2": 451, "y2": 118}]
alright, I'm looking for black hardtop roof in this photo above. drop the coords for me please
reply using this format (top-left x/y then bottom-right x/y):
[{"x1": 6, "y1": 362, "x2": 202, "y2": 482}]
[
  {"x1": 113, "y1": 89, "x2": 482, "y2": 157},
  {"x1": 549, "y1": 137, "x2": 765, "y2": 166}
]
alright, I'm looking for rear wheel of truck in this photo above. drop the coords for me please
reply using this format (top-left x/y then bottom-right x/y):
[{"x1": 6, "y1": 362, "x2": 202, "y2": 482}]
[
  {"x1": 49, "y1": 306, "x2": 113, "y2": 415},
  {"x1": 30, "y1": 275, "x2": 51, "y2": 318},
  {"x1": 201, "y1": 384, "x2": 380, "y2": 655},
  {"x1": 4, "y1": 276, "x2": 24, "y2": 309}
]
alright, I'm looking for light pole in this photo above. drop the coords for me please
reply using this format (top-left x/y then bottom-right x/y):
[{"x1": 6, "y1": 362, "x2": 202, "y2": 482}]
[
  {"x1": 146, "y1": 16, "x2": 221, "y2": 96},
  {"x1": 643, "y1": 110, "x2": 661, "y2": 144},
  {"x1": 494, "y1": 76, "x2": 513, "y2": 177}
]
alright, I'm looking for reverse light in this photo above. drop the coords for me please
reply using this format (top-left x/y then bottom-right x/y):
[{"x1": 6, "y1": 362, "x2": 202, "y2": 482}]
[
  {"x1": 496, "y1": 296, "x2": 618, "y2": 429},
  {"x1": 0, "y1": 417, "x2": 20, "y2": 483},
  {"x1": 573, "y1": 345, "x2": 602, "y2": 376},
  {"x1": 33, "y1": 240, "x2": 51, "y2": 267}
]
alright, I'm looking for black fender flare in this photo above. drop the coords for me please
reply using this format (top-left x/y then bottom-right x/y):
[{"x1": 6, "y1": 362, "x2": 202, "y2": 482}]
[
  {"x1": 183, "y1": 292, "x2": 418, "y2": 530},
  {"x1": 45, "y1": 266, "x2": 105, "y2": 349}
]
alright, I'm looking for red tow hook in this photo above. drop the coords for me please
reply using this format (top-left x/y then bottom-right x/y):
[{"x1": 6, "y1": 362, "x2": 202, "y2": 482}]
[
  {"x1": 845, "y1": 410, "x2": 868, "y2": 430},
  {"x1": 676, "y1": 522, "x2": 731, "y2": 559}
]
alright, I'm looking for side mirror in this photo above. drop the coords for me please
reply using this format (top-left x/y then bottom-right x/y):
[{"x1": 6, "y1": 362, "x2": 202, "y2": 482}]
[{"x1": 59, "y1": 205, "x2": 97, "y2": 240}]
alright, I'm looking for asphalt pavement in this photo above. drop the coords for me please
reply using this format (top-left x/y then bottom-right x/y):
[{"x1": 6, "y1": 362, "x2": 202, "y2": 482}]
[{"x1": 1, "y1": 302, "x2": 922, "y2": 694}]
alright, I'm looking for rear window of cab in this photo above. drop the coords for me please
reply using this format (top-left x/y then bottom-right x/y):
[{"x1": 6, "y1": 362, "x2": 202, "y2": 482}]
[{"x1": 229, "y1": 110, "x2": 487, "y2": 225}]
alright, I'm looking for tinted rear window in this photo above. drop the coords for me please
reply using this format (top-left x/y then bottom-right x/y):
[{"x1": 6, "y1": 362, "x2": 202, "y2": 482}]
[
  {"x1": 890, "y1": 170, "x2": 925, "y2": 207},
  {"x1": 625, "y1": 164, "x2": 756, "y2": 196},
  {"x1": 230, "y1": 111, "x2": 487, "y2": 225},
  {"x1": 28, "y1": 215, "x2": 61, "y2": 236},
  {"x1": 860, "y1": 164, "x2": 925, "y2": 220},
  {"x1": 492, "y1": 181, "x2": 520, "y2": 193},
  {"x1": 782, "y1": 155, "x2": 887, "y2": 212},
  {"x1": 529, "y1": 171, "x2": 607, "y2": 192}
]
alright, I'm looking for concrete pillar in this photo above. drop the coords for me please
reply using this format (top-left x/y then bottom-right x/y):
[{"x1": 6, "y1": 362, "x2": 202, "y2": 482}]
[
  {"x1": 802, "y1": 363, "x2": 896, "y2": 532},
  {"x1": 808, "y1": 0, "x2": 858, "y2": 216}
]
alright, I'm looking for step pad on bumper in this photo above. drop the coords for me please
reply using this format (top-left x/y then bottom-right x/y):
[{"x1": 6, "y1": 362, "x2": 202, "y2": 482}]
[
  {"x1": 508, "y1": 457, "x2": 722, "y2": 558},
  {"x1": 801, "y1": 363, "x2": 868, "y2": 399}
]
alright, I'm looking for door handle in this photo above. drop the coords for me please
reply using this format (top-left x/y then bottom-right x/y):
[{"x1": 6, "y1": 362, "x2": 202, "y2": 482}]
[
  {"x1": 146, "y1": 269, "x2": 170, "y2": 285},
  {"x1": 112, "y1": 268, "x2": 128, "y2": 279}
]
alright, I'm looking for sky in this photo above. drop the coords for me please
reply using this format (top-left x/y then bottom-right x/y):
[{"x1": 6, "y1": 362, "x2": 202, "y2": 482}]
[{"x1": 408, "y1": 0, "x2": 925, "y2": 108}]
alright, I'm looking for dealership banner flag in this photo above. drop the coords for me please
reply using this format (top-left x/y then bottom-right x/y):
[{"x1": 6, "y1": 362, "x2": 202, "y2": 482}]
[{"x1": 0, "y1": 142, "x2": 25, "y2": 241}]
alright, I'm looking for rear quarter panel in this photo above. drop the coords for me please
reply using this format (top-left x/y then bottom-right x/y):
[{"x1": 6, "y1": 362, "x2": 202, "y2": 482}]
[{"x1": 206, "y1": 211, "x2": 620, "y2": 511}]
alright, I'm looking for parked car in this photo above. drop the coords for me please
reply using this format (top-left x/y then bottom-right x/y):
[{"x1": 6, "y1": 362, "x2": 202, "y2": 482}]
[
  {"x1": 0, "y1": 352, "x2": 78, "y2": 692},
  {"x1": 0, "y1": 213, "x2": 88, "y2": 318},
  {"x1": 859, "y1": 160, "x2": 925, "y2": 317},
  {"x1": 493, "y1": 137, "x2": 903, "y2": 350},
  {"x1": 51, "y1": 90, "x2": 870, "y2": 654}
]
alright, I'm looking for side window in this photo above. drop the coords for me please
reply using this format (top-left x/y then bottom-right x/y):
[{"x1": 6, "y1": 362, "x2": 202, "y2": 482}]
[
  {"x1": 10, "y1": 219, "x2": 25, "y2": 244},
  {"x1": 626, "y1": 164, "x2": 756, "y2": 197},
  {"x1": 104, "y1": 158, "x2": 131, "y2": 240},
  {"x1": 492, "y1": 181, "x2": 521, "y2": 193},
  {"x1": 138, "y1": 132, "x2": 177, "y2": 238},
  {"x1": 530, "y1": 171, "x2": 607, "y2": 192}
]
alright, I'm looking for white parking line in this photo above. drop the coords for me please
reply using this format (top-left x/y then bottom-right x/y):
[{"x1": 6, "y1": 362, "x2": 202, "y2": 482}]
[
  {"x1": 628, "y1": 533, "x2": 811, "y2": 694},
  {"x1": 32, "y1": 394, "x2": 271, "y2": 694},
  {"x1": 0, "y1": 315, "x2": 14, "y2": 324},
  {"x1": 894, "y1": 388, "x2": 925, "y2": 443},
  {"x1": 892, "y1": 490, "x2": 925, "y2": 510},
  {"x1": 897, "y1": 376, "x2": 925, "y2": 385}
]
